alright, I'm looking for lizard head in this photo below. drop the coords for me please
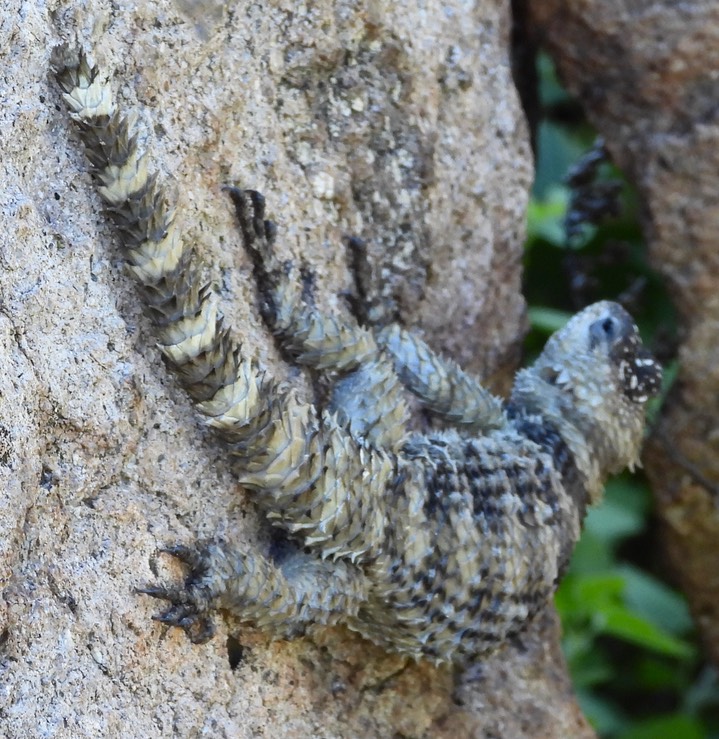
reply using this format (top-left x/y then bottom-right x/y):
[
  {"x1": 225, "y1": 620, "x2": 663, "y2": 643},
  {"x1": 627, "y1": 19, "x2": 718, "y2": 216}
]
[{"x1": 510, "y1": 301, "x2": 662, "y2": 502}]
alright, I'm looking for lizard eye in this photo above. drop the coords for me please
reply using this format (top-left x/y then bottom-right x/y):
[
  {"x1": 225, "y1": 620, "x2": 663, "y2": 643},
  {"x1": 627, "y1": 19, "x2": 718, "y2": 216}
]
[{"x1": 589, "y1": 315, "x2": 621, "y2": 347}]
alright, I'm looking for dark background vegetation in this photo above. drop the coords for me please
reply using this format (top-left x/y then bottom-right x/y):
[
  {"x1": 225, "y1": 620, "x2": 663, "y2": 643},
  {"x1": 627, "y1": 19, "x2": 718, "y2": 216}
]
[{"x1": 526, "y1": 55, "x2": 719, "y2": 739}]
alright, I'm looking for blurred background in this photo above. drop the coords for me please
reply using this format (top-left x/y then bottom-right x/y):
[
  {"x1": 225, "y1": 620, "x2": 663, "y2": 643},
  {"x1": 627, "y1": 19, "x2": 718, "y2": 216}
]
[{"x1": 526, "y1": 54, "x2": 719, "y2": 739}]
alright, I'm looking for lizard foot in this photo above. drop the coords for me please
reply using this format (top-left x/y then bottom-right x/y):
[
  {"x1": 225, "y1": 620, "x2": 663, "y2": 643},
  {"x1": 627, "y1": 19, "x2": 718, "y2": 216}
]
[{"x1": 137, "y1": 544, "x2": 218, "y2": 644}]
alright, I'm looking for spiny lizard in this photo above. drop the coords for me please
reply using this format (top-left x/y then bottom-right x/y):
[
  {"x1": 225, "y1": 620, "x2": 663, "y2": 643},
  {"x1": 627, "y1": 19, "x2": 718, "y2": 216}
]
[{"x1": 53, "y1": 49, "x2": 662, "y2": 665}]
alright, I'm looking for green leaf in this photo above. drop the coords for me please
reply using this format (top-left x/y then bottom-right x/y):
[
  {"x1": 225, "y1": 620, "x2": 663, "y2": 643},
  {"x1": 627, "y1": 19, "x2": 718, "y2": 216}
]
[
  {"x1": 618, "y1": 713, "x2": 706, "y2": 739},
  {"x1": 576, "y1": 689, "x2": 628, "y2": 736},
  {"x1": 574, "y1": 573, "x2": 626, "y2": 607},
  {"x1": 684, "y1": 665, "x2": 719, "y2": 714},
  {"x1": 537, "y1": 53, "x2": 571, "y2": 108},
  {"x1": 632, "y1": 654, "x2": 688, "y2": 692},
  {"x1": 565, "y1": 530, "x2": 616, "y2": 575},
  {"x1": 526, "y1": 186, "x2": 570, "y2": 246},
  {"x1": 527, "y1": 306, "x2": 573, "y2": 334},
  {"x1": 618, "y1": 565, "x2": 694, "y2": 636},
  {"x1": 603, "y1": 476, "x2": 652, "y2": 518},
  {"x1": 584, "y1": 495, "x2": 646, "y2": 543},
  {"x1": 593, "y1": 605, "x2": 695, "y2": 658},
  {"x1": 566, "y1": 649, "x2": 614, "y2": 689}
]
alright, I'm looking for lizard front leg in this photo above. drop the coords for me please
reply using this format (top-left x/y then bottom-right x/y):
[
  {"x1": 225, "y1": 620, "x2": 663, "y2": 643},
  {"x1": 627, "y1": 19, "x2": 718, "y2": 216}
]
[
  {"x1": 346, "y1": 234, "x2": 505, "y2": 431},
  {"x1": 227, "y1": 186, "x2": 410, "y2": 452},
  {"x1": 374, "y1": 323, "x2": 506, "y2": 431}
]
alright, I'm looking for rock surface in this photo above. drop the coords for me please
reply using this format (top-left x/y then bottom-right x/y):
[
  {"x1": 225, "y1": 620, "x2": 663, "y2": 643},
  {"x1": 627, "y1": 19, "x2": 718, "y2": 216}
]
[{"x1": 0, "y1": 1, "x2": 593, "y2": 736}]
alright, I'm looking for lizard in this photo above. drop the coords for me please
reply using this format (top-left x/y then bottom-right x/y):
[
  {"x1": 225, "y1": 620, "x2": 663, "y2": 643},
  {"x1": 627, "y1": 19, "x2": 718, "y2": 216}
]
[{"x1": 53, "y1": 48, "x2": 662, "y2": 666}]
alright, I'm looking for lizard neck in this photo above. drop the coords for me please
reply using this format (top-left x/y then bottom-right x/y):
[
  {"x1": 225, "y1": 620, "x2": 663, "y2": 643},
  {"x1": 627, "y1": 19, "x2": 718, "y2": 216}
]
[{"x1": 505, "y1": 403, "x2": 589, "y2": 573}]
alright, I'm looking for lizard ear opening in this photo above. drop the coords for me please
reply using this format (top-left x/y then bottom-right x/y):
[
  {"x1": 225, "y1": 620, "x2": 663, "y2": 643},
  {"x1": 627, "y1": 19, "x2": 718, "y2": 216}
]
[
  {"x1": 539, "y1": 364, "x2": 573, "y2": 390},
  {"x1": 539, "y1": 366, "x2": 560, "y2": 385}
]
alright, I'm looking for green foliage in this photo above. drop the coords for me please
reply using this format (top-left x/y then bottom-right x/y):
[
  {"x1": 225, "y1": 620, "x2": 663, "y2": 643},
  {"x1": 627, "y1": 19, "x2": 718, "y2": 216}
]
[
  {"x1": 526, "y1": 55, "x2": 719, "y2": 739},
  {"x1": 555, "y1": 479, "x2": 719, "y2": 738}
]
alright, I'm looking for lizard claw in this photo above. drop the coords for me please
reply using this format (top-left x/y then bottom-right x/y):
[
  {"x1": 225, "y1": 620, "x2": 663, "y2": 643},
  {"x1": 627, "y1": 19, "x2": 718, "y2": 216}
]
[
  {"x1": 135, "y1": 584, "x2": 175, "y2": 601},
  {"x1": 151, "y1": 603, "x2": 216, "y2": 644},
  {"x1": 157, "y1": 544, "x2": 205, "y2": 570},
  {"x1": 224, "y1": 186, "x2": 278, "y2": 260},
  {"x1": 137, "y1": 544, "x2": 217, "y2": 644}
]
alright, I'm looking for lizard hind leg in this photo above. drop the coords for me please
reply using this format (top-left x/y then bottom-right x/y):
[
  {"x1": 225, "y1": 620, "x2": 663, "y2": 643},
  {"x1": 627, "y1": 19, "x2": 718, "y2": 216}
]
[{"x1": 139, "y1": 539, "x2": 369, "y2": 643}]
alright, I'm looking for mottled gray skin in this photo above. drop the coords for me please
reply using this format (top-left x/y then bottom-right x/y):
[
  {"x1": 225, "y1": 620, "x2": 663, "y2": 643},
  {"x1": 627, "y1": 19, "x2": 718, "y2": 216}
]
[{"x1": 54, "y1": 50, "x2": 662, "y2": 665}]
